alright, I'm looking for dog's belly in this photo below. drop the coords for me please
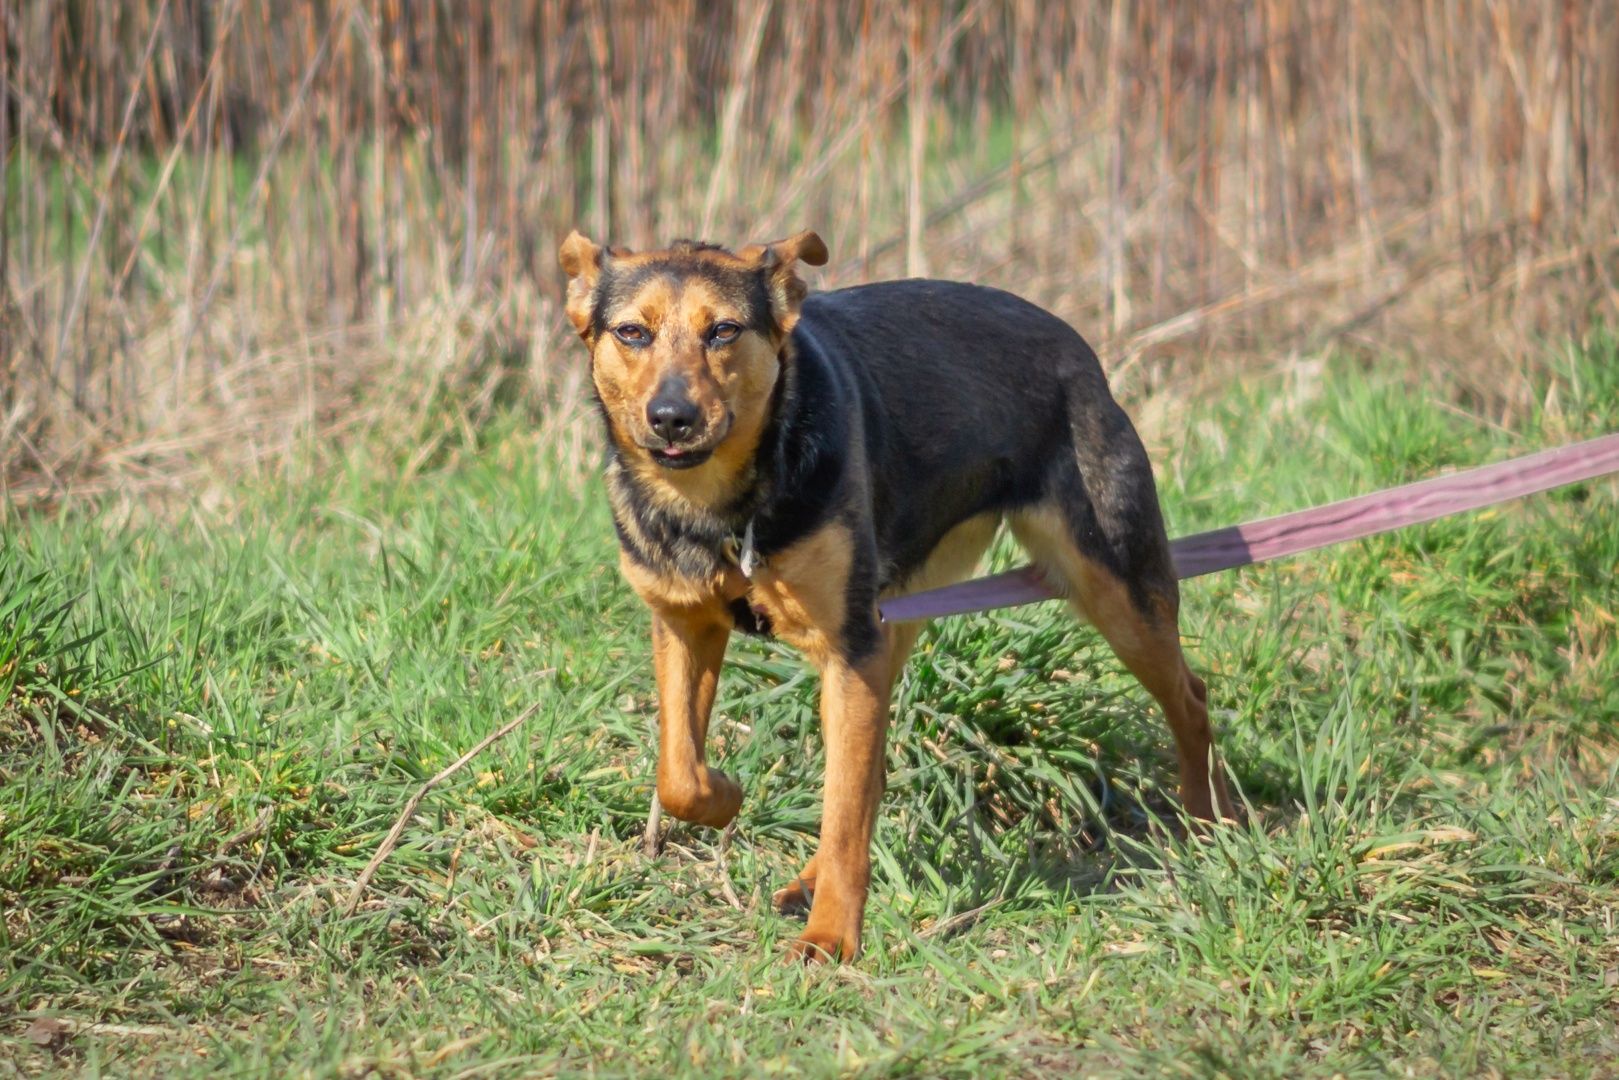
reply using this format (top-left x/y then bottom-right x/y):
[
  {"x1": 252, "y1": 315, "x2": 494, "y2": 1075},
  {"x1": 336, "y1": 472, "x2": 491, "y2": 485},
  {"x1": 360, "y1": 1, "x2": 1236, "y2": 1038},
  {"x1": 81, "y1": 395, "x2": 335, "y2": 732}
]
[{"x1": 881, "y1": 512, "x2": 1000, "y2": 604}]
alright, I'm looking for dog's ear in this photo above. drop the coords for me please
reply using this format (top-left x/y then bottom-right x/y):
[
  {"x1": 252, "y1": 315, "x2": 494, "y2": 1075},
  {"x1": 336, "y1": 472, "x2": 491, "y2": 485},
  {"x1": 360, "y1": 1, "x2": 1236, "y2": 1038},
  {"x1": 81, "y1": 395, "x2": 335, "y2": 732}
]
[
  {"x1": 559, "y1": 230, "x2": 606, "y2": 338},
  {"x1": 743, "y1": 229, "x2": 828, "y2": 335}
]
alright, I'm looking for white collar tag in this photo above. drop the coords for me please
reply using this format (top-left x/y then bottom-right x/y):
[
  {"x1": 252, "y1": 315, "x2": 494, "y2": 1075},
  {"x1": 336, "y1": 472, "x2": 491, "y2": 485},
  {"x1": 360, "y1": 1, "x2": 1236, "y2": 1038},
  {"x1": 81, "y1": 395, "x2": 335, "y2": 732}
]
[{"x1": 738, "y1": 520, "x2": 761, "y2": 579}]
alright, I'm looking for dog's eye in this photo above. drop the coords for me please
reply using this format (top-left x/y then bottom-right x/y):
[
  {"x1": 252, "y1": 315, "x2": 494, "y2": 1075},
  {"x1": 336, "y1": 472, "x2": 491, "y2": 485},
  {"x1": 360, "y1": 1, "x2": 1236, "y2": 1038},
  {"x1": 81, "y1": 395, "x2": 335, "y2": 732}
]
[
  {"x1": 613, "y1": 323, "x2": 651, "y2": 347},
  {"x1": 708, "y1": 322, "x2": 743, "y2": 346}
]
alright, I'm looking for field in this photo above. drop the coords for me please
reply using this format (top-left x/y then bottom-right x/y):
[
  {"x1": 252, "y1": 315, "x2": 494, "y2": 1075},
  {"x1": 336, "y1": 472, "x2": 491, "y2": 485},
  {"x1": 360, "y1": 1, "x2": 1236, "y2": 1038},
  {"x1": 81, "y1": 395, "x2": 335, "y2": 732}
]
[
  {"x1": 4, "y1": 338, "x2": 1618, "y2": 1077},
  {"x1": 6, "y1": 2, "x2": 1619, "y2": 1075}
]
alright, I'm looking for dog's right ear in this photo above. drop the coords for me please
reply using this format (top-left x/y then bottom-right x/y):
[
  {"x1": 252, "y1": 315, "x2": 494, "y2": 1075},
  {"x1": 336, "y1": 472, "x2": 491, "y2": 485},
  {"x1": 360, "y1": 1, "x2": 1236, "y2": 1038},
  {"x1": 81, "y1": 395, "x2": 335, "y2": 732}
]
[{"x1": 559, "y1": 231, "x2": 604, "y2": 338}]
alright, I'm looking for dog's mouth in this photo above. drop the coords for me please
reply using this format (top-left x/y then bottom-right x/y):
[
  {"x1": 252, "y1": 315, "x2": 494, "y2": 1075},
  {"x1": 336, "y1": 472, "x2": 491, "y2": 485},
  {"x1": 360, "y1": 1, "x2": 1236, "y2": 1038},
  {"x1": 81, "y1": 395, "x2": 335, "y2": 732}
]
[
  {"x1": 649, "y1": 444, "x2": 714, "y2": 469},
  {"x1": 639, "y1": 412, "x2": 730, "y2": 470}
]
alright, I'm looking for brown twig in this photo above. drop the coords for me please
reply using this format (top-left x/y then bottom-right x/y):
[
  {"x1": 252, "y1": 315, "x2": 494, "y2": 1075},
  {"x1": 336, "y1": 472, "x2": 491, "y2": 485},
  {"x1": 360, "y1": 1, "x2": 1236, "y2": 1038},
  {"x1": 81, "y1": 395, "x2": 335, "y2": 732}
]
[
  {"x1": 642, "y1": 794, "x2": 664, "y2": 858},
  {"x1": 919, "y1": 899, "x2": 1004, "y2": 940},
  {"x1": 642, "y1": 706, "x2": 664, "y2": 856},
  {"x1": 341, "y1": 696, "x2": 546, "y2": 917}
]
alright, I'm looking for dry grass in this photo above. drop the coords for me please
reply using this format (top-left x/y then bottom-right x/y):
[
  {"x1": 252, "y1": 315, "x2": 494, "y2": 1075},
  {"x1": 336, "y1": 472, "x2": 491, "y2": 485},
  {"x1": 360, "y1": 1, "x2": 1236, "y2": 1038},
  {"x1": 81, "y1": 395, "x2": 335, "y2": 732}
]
[{"x1": 4, "y1": 1, "x2": 1619, "y2": 504}]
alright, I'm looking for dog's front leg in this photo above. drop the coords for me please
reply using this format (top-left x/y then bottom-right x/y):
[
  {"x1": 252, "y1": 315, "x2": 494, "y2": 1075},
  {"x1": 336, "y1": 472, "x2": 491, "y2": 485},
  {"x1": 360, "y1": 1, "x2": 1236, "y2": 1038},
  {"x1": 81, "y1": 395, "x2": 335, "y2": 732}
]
[
  {"x1": 650, "y1": 608, "x2": 742, "y2": 829},
  {"x1": 791, "y1": 648, "x2": 892, "y2": 963}
]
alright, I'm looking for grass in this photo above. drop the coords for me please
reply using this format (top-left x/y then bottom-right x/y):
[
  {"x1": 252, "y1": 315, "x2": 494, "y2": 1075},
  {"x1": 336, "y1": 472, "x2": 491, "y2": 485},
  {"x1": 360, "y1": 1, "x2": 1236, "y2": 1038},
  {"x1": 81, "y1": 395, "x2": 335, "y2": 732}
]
[{"x1": 3, "y1": 337, "x2": 1619, "y2": 1077}]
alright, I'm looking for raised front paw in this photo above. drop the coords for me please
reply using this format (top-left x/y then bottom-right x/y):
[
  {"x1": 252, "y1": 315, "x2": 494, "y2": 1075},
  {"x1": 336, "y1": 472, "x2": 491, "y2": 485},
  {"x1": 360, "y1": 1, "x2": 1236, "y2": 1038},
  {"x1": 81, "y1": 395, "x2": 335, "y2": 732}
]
[{"x1": 658, "y1": 766, "x2": 743, "y2": 829}]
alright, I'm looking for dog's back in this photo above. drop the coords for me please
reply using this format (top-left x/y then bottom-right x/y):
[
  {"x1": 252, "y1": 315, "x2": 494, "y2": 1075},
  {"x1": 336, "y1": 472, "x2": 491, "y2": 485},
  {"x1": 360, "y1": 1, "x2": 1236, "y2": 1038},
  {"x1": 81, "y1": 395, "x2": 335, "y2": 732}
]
[{"x1": 797, "y1": 279, "x2": 1157, "y2": 591}]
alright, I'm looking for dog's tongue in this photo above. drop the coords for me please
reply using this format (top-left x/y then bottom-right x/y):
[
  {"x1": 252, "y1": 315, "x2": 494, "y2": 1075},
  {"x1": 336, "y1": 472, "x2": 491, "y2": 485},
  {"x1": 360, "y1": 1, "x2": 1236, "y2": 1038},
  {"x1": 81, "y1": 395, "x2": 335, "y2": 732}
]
[{"x1": 661, "y1": 446, "x2": 685, "y2": 457}]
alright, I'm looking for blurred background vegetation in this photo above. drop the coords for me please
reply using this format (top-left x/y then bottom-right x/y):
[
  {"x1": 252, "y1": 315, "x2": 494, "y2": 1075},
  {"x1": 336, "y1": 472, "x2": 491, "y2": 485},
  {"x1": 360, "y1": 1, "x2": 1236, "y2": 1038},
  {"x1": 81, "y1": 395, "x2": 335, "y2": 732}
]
[{"x1": 3, "y1": 0, "x2": 1618, "y2": 504}]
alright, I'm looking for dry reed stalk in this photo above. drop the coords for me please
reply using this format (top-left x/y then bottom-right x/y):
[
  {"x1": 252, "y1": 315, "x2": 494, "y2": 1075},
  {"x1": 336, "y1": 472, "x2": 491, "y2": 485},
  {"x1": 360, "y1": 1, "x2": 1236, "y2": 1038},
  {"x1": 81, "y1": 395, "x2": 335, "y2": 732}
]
[
  {"x1": 700, "y1": 0, "x2": 773, "y2": 238},
  {"x1": 905, "y1": 4, "x2": 930, "y2": 279}
]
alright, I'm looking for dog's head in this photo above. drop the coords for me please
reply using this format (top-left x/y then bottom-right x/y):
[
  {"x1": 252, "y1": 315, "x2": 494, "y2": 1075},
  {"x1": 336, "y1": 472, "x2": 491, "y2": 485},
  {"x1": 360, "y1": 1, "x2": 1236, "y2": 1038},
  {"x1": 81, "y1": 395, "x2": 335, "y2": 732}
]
[{"x1": 559, "y1": 231, "x2": 827, "y2": 485}]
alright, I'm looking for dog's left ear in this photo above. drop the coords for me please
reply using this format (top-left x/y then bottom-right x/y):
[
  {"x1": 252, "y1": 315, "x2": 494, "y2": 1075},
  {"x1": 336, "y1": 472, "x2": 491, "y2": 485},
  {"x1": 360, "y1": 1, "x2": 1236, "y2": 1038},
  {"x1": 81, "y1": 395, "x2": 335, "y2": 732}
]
[
  {"x1": 742, "y1": 229, "x2": 828, "y2": 336},
  {"x1": 559, "y1": 230, "x2": 606, "y2": 338}
]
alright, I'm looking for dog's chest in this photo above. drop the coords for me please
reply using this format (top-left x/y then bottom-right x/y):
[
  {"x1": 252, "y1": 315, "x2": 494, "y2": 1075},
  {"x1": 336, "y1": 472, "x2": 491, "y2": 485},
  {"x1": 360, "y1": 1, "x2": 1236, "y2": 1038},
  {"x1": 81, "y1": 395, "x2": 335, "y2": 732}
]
[
  {"x1": 620, "y1": 513, "x2": 851, "y2": 667},
  {"x1": 728, "y1": 559, "x2": 845, "y2": 667}
]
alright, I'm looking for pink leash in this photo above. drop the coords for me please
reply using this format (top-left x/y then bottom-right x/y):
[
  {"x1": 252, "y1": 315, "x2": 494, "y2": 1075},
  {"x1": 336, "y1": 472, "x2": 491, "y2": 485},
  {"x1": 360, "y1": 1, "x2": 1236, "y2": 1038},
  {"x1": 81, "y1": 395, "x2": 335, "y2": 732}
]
[{"x1": 879, "y1": 432, "x2": 1619, "y2": 623}]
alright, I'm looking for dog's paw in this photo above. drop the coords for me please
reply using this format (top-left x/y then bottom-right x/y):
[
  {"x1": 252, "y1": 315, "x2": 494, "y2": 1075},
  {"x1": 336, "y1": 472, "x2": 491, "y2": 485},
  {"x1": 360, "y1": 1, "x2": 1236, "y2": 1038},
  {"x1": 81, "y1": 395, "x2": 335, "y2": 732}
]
[
  {"x1": 771, "y1": 876, "x2": 815, "y2": 916},
  {"x1": 659, "y1": 767, "x2": 743, "y2": 829},
  {"x1": 700, "y1": 771, "x2": 745, "y2": 829},
  {"x1": 787, "y1": 926, "x2": 857, "y2": 965}
]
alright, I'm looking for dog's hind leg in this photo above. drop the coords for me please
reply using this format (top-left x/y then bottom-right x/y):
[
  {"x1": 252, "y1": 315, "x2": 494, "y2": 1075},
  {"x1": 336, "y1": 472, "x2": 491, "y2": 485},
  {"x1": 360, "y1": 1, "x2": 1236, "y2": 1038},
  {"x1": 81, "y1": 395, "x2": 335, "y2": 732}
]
[{"x1": 1010, "y1": 503, "x2": 1234, "y2": 822}]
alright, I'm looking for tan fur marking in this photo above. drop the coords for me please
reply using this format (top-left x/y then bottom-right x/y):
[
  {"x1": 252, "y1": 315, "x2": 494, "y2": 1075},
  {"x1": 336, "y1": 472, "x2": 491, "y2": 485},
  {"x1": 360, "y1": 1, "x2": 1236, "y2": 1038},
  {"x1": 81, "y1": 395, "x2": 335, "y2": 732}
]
[
  {"x1": 737, "y1": 230, "x2": 828, "y2": 335},
  {"x1": 884, "y1": 514, "x2": 999, "y2": 600},
  {"x1": 618, "y1": 551, "x2": 729, "y2": 613},
  {"x1": 743, "y1": 522, "x2": 855, "y2": 666},
  {"x1": 590, "y1": 276, "x2": 690, "y2": 446},
  {"x1": 559, "y1": 231, "x2": 602, "y2": 336},
  {"x1": 1010, "y1": 505, "x2": 1234, "y2": 821},
  {"x1": 613, "y1": 276, "x2": 782, "y2": 513}
]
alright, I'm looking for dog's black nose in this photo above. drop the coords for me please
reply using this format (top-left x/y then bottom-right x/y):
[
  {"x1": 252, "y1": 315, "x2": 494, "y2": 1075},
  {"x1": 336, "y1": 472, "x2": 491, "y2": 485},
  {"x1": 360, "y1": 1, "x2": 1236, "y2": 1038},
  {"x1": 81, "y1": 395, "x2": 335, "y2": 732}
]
[{"x1": 647, "y1": 395, "x2": 700, "y2": 443}]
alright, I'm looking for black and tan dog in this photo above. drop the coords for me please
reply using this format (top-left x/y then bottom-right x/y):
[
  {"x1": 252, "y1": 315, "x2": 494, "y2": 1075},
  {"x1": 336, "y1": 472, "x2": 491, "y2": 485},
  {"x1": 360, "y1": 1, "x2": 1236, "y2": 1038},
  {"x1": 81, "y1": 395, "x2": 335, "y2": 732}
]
[{"x1": 559, "y1": 229, "x2": 1234, "y2": 963}]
